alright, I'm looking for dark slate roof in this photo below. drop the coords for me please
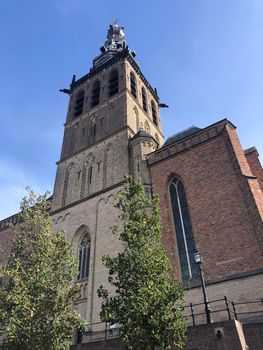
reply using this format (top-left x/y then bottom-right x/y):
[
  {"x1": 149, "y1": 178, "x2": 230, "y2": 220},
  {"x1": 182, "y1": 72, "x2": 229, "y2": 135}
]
[
  {"x1": 163, "y1": 126, "x2": 201, "y2": 147},
  {"x1": 129, "y1": 129, "x2": 154, "y2": 143}
]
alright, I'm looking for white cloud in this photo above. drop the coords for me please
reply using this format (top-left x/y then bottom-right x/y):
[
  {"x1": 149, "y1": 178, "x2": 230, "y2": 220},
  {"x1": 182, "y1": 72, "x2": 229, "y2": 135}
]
[{"x1": 0, "y1": 160, "x2": 49, "y2": 220}]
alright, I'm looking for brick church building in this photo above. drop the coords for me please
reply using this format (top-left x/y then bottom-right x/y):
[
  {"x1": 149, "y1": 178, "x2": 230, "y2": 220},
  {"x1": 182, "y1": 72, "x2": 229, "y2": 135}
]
[{"x1": 0, "y1": 23, "x2": 262, "y2": 348}]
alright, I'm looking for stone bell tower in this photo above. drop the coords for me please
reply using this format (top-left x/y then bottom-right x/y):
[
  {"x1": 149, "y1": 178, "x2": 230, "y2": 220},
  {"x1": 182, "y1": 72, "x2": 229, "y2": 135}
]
[{"x1": 50, "y1": 23, "x2": 164, "y2": 326}]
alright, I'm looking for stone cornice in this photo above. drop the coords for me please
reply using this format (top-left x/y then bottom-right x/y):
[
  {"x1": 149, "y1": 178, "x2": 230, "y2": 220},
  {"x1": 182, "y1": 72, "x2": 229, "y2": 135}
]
[{"x1": 50, "y1": 181, "x2": 125, "y2": 216}]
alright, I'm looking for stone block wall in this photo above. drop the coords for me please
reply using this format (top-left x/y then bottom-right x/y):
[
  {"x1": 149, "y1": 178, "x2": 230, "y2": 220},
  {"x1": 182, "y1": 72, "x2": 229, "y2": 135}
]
[
  {"x1": 125, "y1": 60, "x2": 164, "y2": 144},
  {"x1": 52, "y1": 130, "x2": 129, "y2": 211},
  {"x1": 184, "y1": 273, "x2": 263, "y2": 325},
  {"x1": 51, "y1": 185, "x2": 123, "y2": 325}
]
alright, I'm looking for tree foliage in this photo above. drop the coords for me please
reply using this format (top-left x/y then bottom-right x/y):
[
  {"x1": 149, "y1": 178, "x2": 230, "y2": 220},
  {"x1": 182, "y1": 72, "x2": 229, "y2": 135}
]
[
  {"x1": 98, "y1": 177, "x2": 186, "y2": 350},
  {"x1": 0, "y1": 189, "x2": 86, "y2": 350}
]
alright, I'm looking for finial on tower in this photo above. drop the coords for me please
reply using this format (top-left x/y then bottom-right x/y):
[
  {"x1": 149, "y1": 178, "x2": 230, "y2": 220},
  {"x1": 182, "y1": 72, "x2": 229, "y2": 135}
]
[
  {"x1": 104, "y1": 21, "x2": 126, "y2": 51},
  {"x1": 94, "y1": 22, "x2": 136, "y2": 68}
]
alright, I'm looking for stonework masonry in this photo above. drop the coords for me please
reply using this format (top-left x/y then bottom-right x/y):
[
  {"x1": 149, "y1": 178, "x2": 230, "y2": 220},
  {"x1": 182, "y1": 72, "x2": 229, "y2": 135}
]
[
  {"x1": 49, "y1": 25, "x2": 164, "y2": 327},
  {"x1": 52, "y1": 186, "x2": 123, "y2": 325},
  {"x1": 0, "y1": 23, "x2": 262, "y2": 349}
]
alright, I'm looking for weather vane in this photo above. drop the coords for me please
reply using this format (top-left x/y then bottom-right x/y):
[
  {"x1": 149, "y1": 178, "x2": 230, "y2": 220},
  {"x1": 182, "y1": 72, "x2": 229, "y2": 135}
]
[{"x1": 113, "y1": 17, "x2": 119, "y2": 25}]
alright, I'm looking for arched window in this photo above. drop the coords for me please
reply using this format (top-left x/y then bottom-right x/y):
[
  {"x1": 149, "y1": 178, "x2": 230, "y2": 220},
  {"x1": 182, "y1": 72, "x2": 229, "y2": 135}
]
[
  {"x1": 91, "y1": 80, "x2": 100, "y2": 107},
  {"x1": 130, "y1": 72, "x2": 137, "y2": 98},
  {"x1": 169, "y1": 177, "x2": 199, "y2": 282},
  {"x1": 108, "y1": 70, "x2": 119, "y2": 97},
  {"x1": 151, "y1": 101, "x2": 158, "y2": 126},
  {"x1": 142, "y1": 87, "x2": 147, "y2": 112},
  {"x1": 74, "y1": 90, "x2": 84, "y2": 117},
  {"x1": 78, "y1": 234, "x2": 91, "y2": 280}
]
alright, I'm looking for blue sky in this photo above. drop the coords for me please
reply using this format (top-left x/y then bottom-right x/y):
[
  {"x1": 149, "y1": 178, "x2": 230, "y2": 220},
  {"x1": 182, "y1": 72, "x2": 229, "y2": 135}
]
[{"x1": 0, "y1": 0, "x2": 262, "y2": 219}]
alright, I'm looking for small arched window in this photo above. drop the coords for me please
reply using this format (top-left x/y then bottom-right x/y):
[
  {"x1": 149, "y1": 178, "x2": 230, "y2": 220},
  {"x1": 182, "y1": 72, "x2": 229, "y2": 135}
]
[
  {"x1": 108, "y1": 69, "x2": 119, "y2": 97},
  {"x1": 142, "y1": 87, "x2": 147, "y2": 112},
  {"x1": 91, "y1": 80, "x2": 100, "y2": 107},
  {"x1": 74, "y1": 90, "x2": 85, "y2": 117},
  {"x1": 169, "y1": 177, "x2": 199, "y2": 282},
  {"x1": 78, "y1": 234, "x2": 91, "y2": 280},
  {"x1": 151, "y1": 101, "x2": 158, "y2": 126},
  {"x1": 130, "y1": 72, "x2": 137, "y2": 98}
]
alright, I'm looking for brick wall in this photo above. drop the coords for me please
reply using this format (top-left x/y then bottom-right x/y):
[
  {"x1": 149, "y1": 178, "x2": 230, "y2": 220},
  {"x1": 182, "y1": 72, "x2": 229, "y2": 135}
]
[
  {"x1": 0, "y1": 227, "x2": 14, "y2": 265},
  {"x1": 225, "y1": 124, "x2": 263, "y2": 224},
  {"x1": 71, "y1": 320, "x2": 257, "y2": 350},
  {"x1": 149, "y1": 120, "x2": 263, "y2": 282},
  {"x1": 243, "y1": 322, "x2": 263, "y2": 350},
  {"x1": 245, "y1": 147, "x2": 263, "y2": 192}
]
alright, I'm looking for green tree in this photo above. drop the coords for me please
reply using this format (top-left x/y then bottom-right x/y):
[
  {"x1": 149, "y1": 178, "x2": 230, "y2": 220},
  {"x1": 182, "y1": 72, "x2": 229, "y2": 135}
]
[
  {"x1": 0, "y1": 189, "x2": 86, "y2": 350},
  {"x1": 98, "y1": 177, "x2": 186, "y2": 350}
]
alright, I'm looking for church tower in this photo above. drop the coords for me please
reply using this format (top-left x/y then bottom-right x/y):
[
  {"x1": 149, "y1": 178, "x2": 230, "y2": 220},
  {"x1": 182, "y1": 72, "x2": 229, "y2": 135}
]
[{"x1": 51, "y1": 23, "x2": 164, "y2": 326}]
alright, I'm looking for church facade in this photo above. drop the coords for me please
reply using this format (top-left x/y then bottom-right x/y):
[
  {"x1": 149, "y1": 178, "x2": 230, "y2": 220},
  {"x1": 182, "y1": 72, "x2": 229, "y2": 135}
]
[{"x1": 0, "y1": 23, "x2": 262, "y2": 342}]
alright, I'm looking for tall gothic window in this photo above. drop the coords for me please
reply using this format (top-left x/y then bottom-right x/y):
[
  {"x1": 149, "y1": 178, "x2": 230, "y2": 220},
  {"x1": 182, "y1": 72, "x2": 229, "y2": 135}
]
[
  {"x1": 151, "y1": 101, "x2": 158, "y2": 126},
  {"x1": 108, "y1": 69, "x2": 119, "y2": 97},
  {"x1": 78, "y1": 234, "x2": 91, "y2": 280},
  {"x1": 169, "y1": 177, "x2": 199, "y2": 282},
  {"x1": 74, "y1": 90, "x2": 84, "y2": 117},
  {"x1": 142, "y1": 87, "x2": 147, "y2": 112},
  {"x1": 130, "y1": 72, "x2": 137, "y2": 98},
  {"x1": 91, "y1": 80, "x2": 100, "y2": 107}
]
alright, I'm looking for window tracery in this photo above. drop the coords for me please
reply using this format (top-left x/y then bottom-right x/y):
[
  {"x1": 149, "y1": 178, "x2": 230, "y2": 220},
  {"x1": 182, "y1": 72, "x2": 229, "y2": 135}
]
[
  {"x1": 78, "y1": 233, "x2": 91, "y2": 281},
  {"x1": 169, "y1": 177, "x2": 199, "y2": 282}
]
